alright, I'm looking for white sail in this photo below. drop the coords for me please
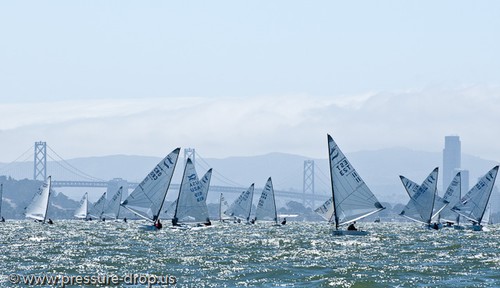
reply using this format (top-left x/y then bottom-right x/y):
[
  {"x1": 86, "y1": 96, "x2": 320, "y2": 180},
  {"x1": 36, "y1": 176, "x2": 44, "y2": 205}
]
[
  {"x1": 74, "y1": 192, "x2": 89, "y2": 219},
  {"x1": 173, "y1": 159, "x2": 210, "y2": 223},
  {"x1": 25, "y1": 176, "x2": 52, "y2": 222},
  {"x1": 200, "y1": 169, "x2": 212, "y2": 199},
  {"x1": 103, "y1": 187, "x2": 123, "y2": 220},
  {"x1": 89, "y1": 192, "x2": 106, "y2": 220},
  {"x1": 224, "y1": 184, "x2": 255, "y2": 221},
  {"x1": 121, "y1": 148, "x2": 180, "y2": 222},
  {"x1": 399, "y1": 171, "x2": 448, "y2": 224},
  {"x1": 439, "y1": 172, "x2": 461, "y2": 224},
  {"x1": 314, "y1": 197, "x2": 335, "y2": 222},
  {"x1": 162, "y1": 200, "x2": 177, "y2": 220},
  {"x1": 255, "y1": 177, "x2": 278, "y2": 223},
  {"x1": 452, "y1": 166, "x2": 498, "y2": 224},
  {"x1": 327, "y1": 134, "x2": 385, "y2": 229},
  {"x1": 399, "y1": 168, "x2": 439, "y2": 225},
  {"x1": 218, "y1": 193, "x2": 231, "y2": 221}
]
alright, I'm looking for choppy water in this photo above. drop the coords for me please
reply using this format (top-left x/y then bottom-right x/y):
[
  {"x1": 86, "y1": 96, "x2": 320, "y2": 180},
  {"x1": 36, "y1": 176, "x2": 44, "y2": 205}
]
[{"x1": 0, "y1": 221, "x2": 499, "y2": 287}]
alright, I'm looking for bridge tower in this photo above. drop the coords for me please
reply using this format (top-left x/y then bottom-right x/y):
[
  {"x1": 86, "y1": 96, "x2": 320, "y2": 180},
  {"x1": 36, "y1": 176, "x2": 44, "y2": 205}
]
[
  {"x1": 184, "y1": 148, "x2": 195, "y2": 166},
  {"x1": 303, "y1": 160, "x2": 315, "y2": 208},
  {"x1": 33, "y1": 141, "x2": 47, "y2": 181}
]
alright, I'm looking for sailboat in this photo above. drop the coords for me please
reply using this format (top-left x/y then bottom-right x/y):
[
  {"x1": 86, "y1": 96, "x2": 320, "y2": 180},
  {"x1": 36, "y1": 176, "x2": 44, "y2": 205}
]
[
  {"x1": 327, "y1": 134, "x2": 385, "y2": 236},
  {"x1": 452, "y1": 166, "x2": 498, "y2": 231},
  {"x1": 74, "y1": 192, "x2": 89, "y2": 220},
  {"x1": 171, "y1": 159, "x2": 212, "y2": 228},
  {"x1": 224, "y1": 184, "x2": 255, "y2": 223},
  {"x1": 218, "y1": 193, "x2": 231, "y2": 222},
  {"x1": 254, "y1": 177, "x2": 280, "y2": 226},
  {"x1": 25, "y1": 176, "x2": 52, "y2": 223},
  {"x1": 399, "y1": 168, "x2": 448, "y2": 229},
  {"x1": 0, "y1": 184, "x2": 4, "y2": 222},
  {"x1": 89, "y1": 192, "x2": 106, "y2": 221},
  {"x1": 103, "y1": 186, "x2": 123, "y2": 221},
  {"x1": 439, "y1": 172, "x2": 463, "y2": 229},
  {"x1": 121, "y1": 148, "x2": 180, "y2": 230},
  {"x1": 314, "y1": 197, "x2": 335, "y2": 223}
]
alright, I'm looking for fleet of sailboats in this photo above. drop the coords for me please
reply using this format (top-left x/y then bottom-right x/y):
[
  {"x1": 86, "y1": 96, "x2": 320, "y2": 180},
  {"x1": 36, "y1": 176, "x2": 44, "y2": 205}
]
[{"x1": 1, "y1": 138, "x2": 496, "y2": 233}]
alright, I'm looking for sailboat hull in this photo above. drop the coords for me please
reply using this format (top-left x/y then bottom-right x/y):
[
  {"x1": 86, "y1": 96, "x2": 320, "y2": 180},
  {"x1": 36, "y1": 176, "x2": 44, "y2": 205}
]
[
  {"x1": 333, "y1": 230, "x2": 369, "y2": 236},
  {"x1": 138, "y1": 224, "x2": 159, "y2": 231}
]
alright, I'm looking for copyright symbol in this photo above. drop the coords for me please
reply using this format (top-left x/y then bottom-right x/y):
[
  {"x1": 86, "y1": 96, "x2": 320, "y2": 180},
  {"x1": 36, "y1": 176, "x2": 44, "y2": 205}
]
[{"x1": 9, "y1": 274, "x2": 20, "y2": 284}]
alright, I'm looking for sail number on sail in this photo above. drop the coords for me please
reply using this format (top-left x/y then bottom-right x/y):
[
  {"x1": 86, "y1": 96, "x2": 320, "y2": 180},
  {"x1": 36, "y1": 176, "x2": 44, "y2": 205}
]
[{"x1": 188, "y1": 174, "x2": 204, "y2": 202}]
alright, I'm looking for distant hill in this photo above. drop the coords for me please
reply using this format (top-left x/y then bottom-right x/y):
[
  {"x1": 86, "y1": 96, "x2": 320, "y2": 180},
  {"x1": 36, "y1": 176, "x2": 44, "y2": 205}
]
[{"x1": 1, "y1": 148, "x2": 499, "y2": 208}]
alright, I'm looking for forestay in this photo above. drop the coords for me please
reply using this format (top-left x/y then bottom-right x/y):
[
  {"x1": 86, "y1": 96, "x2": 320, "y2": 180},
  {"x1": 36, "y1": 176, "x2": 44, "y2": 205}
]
[
  {"x1": 224, "y1": 184, "x2": 255, "y2": 221},
  {"x1": 255, "y1": 178, "x2": 278, "y2": 223},
  {"x1": 174, "y1": 159, "x2": 210, "y2": 223},
  {"x1": 121, "y1": 148, "x2": 180, "y2": 222},
  {"x1": 25, "y1": 176, "x2": 52, "y2": 222},
  {"x1": 327, "y1": 135, "x2": 384, "y2": 228},
  {"x1": 103, "y1": 187, "x2": 123, "y2": 220},
  {"x1": 452, "y1": 166, "x2": 498, "y2": 224},
  {"x1": 74, "y1": 192, "x2": 89, "y2": 219}
]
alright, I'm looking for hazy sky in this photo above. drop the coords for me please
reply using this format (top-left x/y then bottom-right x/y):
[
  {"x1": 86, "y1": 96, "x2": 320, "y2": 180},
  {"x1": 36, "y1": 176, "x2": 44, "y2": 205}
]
[{"x1": 1, "y1": 1, "x2": 499, "y2": 163}]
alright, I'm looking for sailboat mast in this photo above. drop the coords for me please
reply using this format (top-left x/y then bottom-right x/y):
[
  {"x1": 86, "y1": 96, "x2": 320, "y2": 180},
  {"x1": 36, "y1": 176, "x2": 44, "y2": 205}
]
[
  {"x1": 0, "y1": 184, "x2": 3, "y2": 218},
  {"x1": 247, "y1": 184, "x2": 254, "y2": 221},
  {"x1": 327, "y1": 135, "x2": 339, "y2": 231},
  {"x1": 219, "y1": 193, "x2": 223, "y2": 222},
  {"x1": 43, "y1": 176, "x2": 51, "y2": 223},
  {"x1": 272, "y1": 187, "x2": 278, "y2": 225},
  {"x1": 173, "y1": 159, "x2": 190, "y2": 220}
]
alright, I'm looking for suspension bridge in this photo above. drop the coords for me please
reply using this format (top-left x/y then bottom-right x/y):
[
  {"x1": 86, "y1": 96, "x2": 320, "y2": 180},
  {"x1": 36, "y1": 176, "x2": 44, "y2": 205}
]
[{"x1": 0, "y1": 142, "x2": 331, "y2": 208}]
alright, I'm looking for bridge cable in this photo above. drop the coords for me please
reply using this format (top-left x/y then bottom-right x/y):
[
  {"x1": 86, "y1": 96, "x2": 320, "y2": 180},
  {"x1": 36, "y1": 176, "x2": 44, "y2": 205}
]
[
  {"x1": 0, "y1": 145, "x2": 34, "y2": 174},
  {"x1": 46, "y1": 145, "x2": 105, "y2": 181}
]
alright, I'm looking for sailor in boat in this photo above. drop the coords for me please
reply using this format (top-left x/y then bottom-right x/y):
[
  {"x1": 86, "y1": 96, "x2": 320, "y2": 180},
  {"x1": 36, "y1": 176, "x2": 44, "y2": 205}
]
[
  {"x1": 102, "y1": 218, "x2": 106, "y2": 222},
  {"x1": 204, "y1": 218, "x2": 212, "y2": 226},
  {"x1": 47, "y1": 219, "x2": 54, "y2": 225},
  {"x1": 123, "y1": 217, "x2": 127, "y2": 223},
  {"x1": 1, "y1": 217, "x2": 5, "y2": 222},
  {"x1": 172, "y1": 217, "x2": 181, "y2": 227},
  {"x1": 432, "y1": 222, "x2": 439, "y2": 230},
  {"x1": 347, "y1": 221, "x2": 357, "y2": 231},
  {"x1": 154, "y1": 219, "x2": 163, "y2": 229},
  {"x1": 250, "y1": 218, "x2": 256, "y2": 224},
  {"x1": 281, "y1": 218, "x2": 287, "y2": 225}
]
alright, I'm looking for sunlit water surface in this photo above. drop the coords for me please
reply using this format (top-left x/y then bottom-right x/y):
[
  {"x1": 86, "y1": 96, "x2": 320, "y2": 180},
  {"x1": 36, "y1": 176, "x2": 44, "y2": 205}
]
[{"x1": 0, "y1": 221, "x2": 499, "y2": 287}]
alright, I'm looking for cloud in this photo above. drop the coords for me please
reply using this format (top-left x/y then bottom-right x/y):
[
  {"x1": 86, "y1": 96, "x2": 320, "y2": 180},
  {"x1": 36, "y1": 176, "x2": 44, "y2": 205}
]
[{"x1": 1, "y1": 86, "x2": 499, "y2": 163}]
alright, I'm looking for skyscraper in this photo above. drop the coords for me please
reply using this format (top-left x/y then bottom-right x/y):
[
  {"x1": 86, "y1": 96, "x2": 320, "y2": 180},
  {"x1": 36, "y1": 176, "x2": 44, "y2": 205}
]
[{"x1": 443, "y1": 136, "x2": 461, "y2": 191}]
